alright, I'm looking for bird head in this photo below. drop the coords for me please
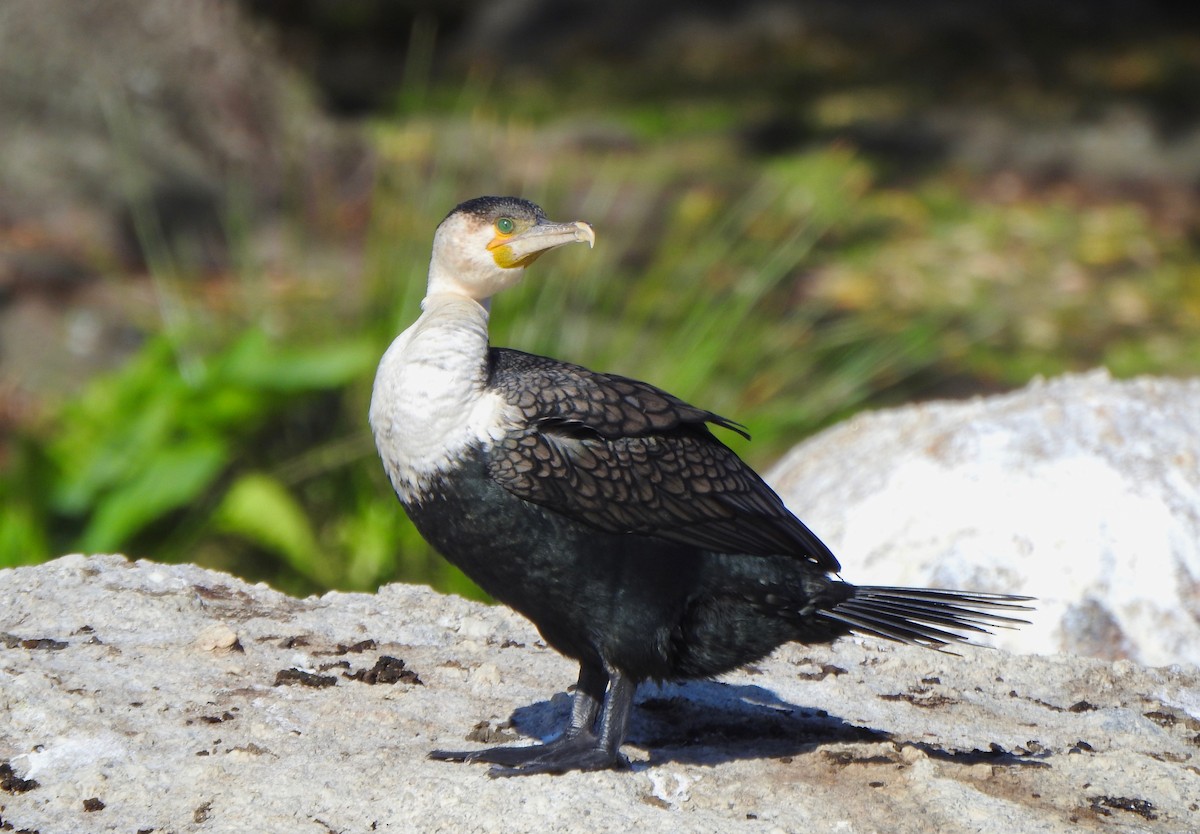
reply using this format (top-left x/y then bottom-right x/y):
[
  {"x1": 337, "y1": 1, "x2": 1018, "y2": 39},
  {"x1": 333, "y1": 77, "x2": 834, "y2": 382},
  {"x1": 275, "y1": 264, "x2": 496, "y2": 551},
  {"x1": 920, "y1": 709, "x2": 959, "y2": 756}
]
[{"x1": 426, "y1": 196, "x2": 595, "y2": 303}]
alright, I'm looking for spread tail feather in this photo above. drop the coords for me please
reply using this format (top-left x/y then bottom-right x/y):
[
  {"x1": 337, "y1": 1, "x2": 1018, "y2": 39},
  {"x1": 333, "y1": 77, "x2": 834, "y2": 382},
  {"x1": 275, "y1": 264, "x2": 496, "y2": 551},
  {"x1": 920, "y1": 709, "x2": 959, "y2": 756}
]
[{"x1": 820, "y1": 586, "x2": 1034, "y2": 651}]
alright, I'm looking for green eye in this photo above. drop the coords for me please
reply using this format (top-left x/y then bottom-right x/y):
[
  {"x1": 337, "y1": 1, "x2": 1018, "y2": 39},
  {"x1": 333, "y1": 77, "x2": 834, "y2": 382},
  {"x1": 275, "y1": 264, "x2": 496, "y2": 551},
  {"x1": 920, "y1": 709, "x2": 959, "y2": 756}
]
[{"x1": 495, "y1": 217, "x2": 515, "y2": 235}]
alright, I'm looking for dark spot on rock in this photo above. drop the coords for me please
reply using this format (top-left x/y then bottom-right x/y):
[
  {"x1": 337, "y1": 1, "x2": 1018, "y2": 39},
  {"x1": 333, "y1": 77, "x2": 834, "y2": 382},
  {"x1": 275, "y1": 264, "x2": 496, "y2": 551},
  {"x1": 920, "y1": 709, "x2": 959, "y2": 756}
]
[
  {"x1": 1148, "y1": 750, "x2": 1189, "y2": 763},
  {"x1": 0, "y1": 762, "x2": 39, "y2": 793},
  {"x1": 465, "y1": 720, "x2": 518, "y2": 745},
  {"x1": 920, "y1": 676, "x2": 941, "y2": 685},
  {"x1": 0, "y1": 633, "x2": 67, "y2": 651},
  {"x1": 193, "y1": 801, "x2": 213, "y2": 824},
  {"x1": 333, "y1": 639, "x2": 377, "y2": 655},
  {"x1": 344, "y1": 656, "x2": 422, "y2": 685},
  {"x1": 1069, "y1": 740, "x2": 1095, "y2": 753},
  {"x1": 1007, "y1": 690, "x2": 1065, "y2": 712},
  {"x1": 82, "y1": 797, "x2": 104, "y2": 812},
  {"x1": 1089, "y1": 795, "x2": 1157, "y2": 820},
  {"x1": 273, "y1": 668, "x2": 337, "y2": 688},
  {"x1": 1033, "y1": 697, "x2": 1065, "y2": 712},
  {"x1": 1069, "y1": 700, "x2": 1098, "y2": 712},
  {"x1": 879, "y1": 692, "x2": 957, "y2": 709},
  {"x1": 192, "y1": 584, "x2": 240, "y2": 601},
  {"x1": 199, "y1": 712, "x2": 236, "y2": 724},
  {"x1": 278, "y1": 635, "x2": 310, "y2": 649},
  {"x1": 500, "y1": 639, "x2": 525, "y2": 648},
  {"x1": 797, "y1": 664, "x2": 847, "y2": 681},
  {"x1": 1144, "y1": 707, "x2": 1200, "y2": 735},
  {"x1": 824, "y1": 750, "x2": 897, "y2": 767}
]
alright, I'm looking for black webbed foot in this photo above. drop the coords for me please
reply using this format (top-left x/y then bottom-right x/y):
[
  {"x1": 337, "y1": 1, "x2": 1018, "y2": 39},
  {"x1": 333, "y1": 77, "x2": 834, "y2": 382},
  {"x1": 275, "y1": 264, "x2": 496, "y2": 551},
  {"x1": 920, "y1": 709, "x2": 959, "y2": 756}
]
[
  {"x1": 430, "y1": 664, "x2": 636, "y2": 776},
  {"x1": 430, "y1": 731, "x2": 630, "y2": 777}
]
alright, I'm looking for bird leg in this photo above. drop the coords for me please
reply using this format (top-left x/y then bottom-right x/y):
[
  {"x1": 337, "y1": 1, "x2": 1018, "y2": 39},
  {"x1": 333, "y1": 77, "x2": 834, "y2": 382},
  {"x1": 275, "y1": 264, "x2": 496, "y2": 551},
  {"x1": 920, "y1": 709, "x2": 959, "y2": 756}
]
[{"x1": 429, "y1": 663, "x2": 636, "y2": 776}]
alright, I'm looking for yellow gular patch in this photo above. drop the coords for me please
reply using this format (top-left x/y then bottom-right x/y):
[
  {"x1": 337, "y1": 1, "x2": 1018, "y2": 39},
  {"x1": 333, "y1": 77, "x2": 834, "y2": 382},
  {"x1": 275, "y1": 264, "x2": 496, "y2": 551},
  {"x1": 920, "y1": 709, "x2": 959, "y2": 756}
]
[{"x1": 488, "y1": 241, "x2": 545, "y2": 269}]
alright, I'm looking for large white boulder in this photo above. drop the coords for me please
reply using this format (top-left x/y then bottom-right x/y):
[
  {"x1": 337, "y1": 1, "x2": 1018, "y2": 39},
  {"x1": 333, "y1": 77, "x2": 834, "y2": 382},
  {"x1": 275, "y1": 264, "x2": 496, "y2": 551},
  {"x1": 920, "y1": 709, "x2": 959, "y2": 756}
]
[{"x1": 770, "y1": 370, "x2": 1200, "y2": 666}]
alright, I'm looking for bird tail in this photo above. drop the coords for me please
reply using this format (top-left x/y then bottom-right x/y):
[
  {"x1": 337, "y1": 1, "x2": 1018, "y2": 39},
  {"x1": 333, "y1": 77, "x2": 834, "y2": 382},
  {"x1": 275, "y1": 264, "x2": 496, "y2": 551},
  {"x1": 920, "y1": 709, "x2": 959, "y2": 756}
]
[{"x1": 819, "y1": 586, "x2": 1033, "y2": 651}]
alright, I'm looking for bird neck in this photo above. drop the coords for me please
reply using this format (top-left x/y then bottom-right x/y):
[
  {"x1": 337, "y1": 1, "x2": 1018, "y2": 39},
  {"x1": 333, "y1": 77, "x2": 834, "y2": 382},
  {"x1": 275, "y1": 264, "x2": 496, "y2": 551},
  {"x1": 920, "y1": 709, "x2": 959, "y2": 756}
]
[
  {"x1": 392, "y1": 292, "x2": 493, "y2": 401},
  {"x1": 423, "y1": 291, "x2": 491, "y2": 315},
  {"x1": 426, "y1": 248, "x2": 515, "y2": 304},
  {"x1": 368, "y1": 291, "x2": 501, "y2": 501}
]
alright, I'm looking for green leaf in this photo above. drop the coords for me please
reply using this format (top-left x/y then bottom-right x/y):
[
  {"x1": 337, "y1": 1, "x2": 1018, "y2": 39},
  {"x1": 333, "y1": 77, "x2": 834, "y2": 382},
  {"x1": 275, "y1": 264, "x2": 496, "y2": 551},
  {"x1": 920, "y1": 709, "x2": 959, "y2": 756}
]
[
  {"x1": 52, "y1": 395, "x2": 180, "y2": 513},
  {"x1": 220, "y1": 330, "x2": 377, "y2": 392},
  {"x1": 213, "y1": 472, "x2": 333, "y2": 587},
  {"x1": 0, "y1": 505, "x2": 49, "y2": 567},
  {"x1": 78, "y1": 437, "x2": 228, "y2": 552}
]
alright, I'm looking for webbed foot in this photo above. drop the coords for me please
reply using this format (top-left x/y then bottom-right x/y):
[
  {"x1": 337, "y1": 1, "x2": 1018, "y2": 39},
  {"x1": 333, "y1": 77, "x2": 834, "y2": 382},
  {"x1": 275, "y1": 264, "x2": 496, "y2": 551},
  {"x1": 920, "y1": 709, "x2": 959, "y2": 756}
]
[{"x1": 430, "y1": 731, "x2": 629, "y2": 776}]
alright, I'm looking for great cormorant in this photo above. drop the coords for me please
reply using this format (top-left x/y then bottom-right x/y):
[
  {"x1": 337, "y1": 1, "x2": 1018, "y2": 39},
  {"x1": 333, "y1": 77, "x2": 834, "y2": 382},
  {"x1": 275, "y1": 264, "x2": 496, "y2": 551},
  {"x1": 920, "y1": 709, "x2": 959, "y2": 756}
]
[{"x1": 370, "y1": 196, "x2": 1030, "y2": 776}]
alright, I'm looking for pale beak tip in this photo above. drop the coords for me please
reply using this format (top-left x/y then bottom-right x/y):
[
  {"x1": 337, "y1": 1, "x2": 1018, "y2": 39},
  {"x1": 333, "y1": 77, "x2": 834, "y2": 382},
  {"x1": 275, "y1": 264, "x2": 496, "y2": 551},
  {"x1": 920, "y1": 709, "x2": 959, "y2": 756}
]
[{"x1": 573, "y1": 221, "x2": 596, "y2": 249}]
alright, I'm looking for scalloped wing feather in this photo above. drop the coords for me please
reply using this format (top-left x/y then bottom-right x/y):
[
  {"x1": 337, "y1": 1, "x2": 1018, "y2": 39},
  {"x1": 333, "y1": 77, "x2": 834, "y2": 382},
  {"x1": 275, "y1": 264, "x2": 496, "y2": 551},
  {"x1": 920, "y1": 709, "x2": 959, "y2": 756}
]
[{"x1": 486, "y1": 349, "x2": 840, "y2": 571}]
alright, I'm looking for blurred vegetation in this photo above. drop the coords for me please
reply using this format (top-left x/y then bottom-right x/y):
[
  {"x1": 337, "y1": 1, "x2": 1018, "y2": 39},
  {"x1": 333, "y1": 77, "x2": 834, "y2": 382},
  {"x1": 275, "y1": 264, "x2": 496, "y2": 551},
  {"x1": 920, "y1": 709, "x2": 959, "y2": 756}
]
[{"x1": 2, "y1": 10, "x2": 1199, "y2": 597}]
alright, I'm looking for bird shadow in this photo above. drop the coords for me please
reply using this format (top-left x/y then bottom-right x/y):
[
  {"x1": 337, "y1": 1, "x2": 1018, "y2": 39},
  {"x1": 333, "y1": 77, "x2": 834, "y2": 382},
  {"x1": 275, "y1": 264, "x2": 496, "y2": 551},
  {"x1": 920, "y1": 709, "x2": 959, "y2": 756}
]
[{"x1": 507, "y1": 679, "x2": 888, "y2": 768}]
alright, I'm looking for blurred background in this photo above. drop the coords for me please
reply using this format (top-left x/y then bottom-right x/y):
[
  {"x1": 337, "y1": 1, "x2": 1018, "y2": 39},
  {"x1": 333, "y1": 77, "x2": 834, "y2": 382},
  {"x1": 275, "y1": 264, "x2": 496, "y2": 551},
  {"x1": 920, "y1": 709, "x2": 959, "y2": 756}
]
[{"x1": 1, "y1": 0, "x2": 1198, "y2": 598}]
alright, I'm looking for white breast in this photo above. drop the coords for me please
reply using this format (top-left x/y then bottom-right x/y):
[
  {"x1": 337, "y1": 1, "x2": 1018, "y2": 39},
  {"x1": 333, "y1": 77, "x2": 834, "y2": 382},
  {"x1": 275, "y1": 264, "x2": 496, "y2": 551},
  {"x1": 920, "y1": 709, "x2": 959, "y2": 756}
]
[{"x1": 369, "y1": 295, "x2": 515, "y2": 502}]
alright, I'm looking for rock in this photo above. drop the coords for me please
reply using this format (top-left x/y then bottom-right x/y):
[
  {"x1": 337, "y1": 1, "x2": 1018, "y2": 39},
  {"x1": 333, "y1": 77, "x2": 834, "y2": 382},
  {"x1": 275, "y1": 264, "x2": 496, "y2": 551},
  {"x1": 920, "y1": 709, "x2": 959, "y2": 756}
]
[
  {"x1": 769, "y1": 370, "x2": 1200, "y2": 667},
  {"x1": 2, "y1": 554, "x2": 1198, "y2": 832}
]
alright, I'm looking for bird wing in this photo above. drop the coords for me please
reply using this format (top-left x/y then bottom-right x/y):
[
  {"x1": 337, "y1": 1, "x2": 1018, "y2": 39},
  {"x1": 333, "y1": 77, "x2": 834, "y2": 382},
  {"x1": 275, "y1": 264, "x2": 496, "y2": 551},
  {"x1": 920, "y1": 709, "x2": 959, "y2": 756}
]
[{"x1": 485, "y1": 348, "x2": 841, "y2": 572}]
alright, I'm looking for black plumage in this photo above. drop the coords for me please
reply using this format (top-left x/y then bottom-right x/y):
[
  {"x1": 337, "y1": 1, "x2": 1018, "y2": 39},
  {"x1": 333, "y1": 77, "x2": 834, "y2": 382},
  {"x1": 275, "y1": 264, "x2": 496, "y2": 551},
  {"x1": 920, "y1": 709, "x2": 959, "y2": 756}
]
[
  {"x1": 371, "y1": 196, "x2": 1032, "y2": 777},
  {"x1": 487, "y1": 348, "x2": 841, "y2": 572}
]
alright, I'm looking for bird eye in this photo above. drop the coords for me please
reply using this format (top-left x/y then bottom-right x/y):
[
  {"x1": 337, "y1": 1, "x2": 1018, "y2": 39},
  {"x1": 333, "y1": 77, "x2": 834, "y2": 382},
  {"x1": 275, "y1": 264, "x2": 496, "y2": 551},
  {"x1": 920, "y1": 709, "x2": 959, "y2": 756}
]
[{"x1": 495, "y1": 217, "x2": 515, "y2": 235}]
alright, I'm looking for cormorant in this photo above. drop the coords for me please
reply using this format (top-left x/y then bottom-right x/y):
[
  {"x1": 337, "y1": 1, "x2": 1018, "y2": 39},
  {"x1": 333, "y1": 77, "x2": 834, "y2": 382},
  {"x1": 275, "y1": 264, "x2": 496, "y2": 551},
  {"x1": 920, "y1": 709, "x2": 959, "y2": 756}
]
[{"x1": 370, "y1": 196, "x2": 1031, "y2": 776}]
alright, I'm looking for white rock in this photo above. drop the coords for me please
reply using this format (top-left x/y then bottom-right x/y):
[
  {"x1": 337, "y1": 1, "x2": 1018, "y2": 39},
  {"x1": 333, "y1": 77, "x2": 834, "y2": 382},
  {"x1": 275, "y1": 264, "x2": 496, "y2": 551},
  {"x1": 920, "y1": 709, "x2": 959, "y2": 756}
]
[
  {"x1": 194, "y1": 622, "x2": 241, "y2": 653},
  {"x1": 1, "y1": 554, "x2": 1198, "y2": 833},
  {"x1": 769, "y1": 370, "x2": 1200, "y2": 666}
]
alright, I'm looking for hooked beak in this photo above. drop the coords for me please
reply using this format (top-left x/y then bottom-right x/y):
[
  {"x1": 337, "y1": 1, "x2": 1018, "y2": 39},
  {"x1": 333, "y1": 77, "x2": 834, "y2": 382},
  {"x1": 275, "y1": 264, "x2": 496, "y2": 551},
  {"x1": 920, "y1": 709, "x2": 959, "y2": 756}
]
[{"x1": 488, "y1": 219, "x2": 596, "y2": 269}]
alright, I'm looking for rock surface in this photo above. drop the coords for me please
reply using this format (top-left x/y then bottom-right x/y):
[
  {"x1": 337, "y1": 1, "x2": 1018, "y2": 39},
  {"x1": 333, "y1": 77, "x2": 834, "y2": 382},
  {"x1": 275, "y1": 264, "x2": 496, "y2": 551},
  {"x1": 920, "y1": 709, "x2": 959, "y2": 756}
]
[
  {"x1": 770, "y1": 370, "x2": 1200, "y2": 667},
  {"x1": 2, "y1": 554, "x2": 1198, "y2": 833}
]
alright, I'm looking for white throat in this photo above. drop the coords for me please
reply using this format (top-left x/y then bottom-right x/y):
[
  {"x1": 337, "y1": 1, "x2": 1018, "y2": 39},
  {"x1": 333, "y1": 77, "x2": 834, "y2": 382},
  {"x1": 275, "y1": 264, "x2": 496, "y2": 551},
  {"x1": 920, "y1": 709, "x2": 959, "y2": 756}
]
[{"x1": 369, "y1": 294, "x2": 512, "y2": 502}]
